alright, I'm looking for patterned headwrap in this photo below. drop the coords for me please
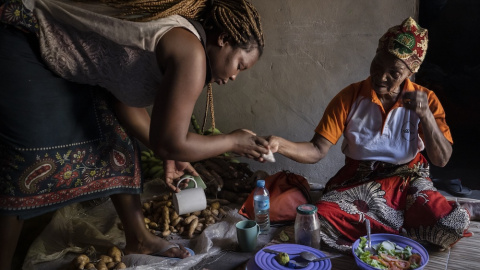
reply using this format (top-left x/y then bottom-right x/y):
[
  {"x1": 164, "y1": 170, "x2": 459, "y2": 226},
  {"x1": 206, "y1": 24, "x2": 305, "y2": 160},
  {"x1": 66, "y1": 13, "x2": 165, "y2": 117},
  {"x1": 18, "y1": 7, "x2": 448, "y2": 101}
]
[{"x1": 377, "y1": 17, "x2": 428, "y2": 73}]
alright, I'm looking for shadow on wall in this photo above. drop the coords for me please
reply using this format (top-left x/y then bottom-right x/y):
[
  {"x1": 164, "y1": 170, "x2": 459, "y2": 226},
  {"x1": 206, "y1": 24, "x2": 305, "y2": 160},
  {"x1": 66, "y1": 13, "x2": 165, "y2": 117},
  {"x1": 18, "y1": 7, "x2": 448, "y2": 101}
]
[{"x1": 416, "y1": 0, "x2": 480, "y2": 190}]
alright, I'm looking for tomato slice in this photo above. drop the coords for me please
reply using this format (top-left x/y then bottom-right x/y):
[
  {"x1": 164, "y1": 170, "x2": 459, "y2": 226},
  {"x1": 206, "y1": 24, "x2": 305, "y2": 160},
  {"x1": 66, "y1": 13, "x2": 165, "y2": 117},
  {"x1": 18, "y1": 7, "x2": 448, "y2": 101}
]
[
  {"x1": 409, "y1": 253, "x2": 422, "y2": 265},
  {"x1": 376, "y1": 258, "x2": 390, "y2": 267},
  {"x1": 380, "y1": 253, "x2": 400, "y2": 262},
  {"x1": 393, "y1": 260, "x2": 411, "y2": 269}
]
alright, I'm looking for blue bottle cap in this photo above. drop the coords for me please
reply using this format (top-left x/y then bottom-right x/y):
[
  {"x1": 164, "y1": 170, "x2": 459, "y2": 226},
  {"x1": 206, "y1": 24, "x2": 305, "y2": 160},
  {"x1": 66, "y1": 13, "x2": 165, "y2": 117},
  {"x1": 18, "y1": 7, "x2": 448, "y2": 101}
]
[
  {"x1": 296, "y1": 204, "x2": 318, "y2": 215},
  {"x1": 256, "y1": 179, "x2": 265, "y2": 187}
]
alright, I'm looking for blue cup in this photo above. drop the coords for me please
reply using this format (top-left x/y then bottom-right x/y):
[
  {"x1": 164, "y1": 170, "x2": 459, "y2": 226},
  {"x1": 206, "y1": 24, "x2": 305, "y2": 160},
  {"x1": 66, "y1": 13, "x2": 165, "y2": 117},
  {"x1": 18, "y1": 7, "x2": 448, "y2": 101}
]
[{"x1": 236, "y1": 220, "x2": 260, "y2": 252}]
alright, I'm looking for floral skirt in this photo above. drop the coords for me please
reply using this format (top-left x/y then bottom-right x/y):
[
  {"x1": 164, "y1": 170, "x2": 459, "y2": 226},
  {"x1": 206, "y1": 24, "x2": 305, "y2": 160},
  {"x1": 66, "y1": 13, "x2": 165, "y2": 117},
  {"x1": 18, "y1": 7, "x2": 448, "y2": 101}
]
[
  {"x1": 316, "y1": 153, "x2": 471, "y2": 252},
  {"x1": 0, "y1": 25, "x2": 142, "y2": 219}
]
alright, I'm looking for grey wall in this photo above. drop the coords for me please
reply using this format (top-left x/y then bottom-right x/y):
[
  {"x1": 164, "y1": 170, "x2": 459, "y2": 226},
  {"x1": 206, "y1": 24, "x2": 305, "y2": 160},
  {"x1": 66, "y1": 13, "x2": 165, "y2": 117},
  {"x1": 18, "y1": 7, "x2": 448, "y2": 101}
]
[{"x1": 193, "y1": 0, "x2": 418, "y2": 185}]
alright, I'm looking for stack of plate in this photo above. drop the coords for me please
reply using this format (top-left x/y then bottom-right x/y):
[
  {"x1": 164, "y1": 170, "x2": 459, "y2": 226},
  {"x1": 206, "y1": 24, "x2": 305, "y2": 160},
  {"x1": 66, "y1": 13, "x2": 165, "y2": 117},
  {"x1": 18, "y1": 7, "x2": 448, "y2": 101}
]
[{"x1": 246, "y1": 243, "x2": 332, "y2": 270}]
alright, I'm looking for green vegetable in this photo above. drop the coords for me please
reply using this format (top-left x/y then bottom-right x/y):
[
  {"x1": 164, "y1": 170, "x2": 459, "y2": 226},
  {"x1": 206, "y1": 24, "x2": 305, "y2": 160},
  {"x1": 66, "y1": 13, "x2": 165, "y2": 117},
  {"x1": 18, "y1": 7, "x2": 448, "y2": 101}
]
[
  {"x1": 203, "y1": 127, "x2": 222, "y2": 136},
  {"x1": 275, "y1": 252, "x2": 290, "y2": 266},
  {"x1": 355, "y1": 237, "x2": 386, "y2": 269},
  {"x1": 279, "y1": 230, "x2": 290, "y2": 242},
  {"x1": 355, "y1": 237, "x2": 419, "y2": 269}
]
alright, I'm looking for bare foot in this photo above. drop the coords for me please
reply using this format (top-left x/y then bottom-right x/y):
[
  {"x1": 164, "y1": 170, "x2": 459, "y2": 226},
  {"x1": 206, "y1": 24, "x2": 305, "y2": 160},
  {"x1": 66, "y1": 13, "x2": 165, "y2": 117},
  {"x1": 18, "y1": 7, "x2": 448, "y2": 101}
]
[
  {"x1": 124, "y1": 235, "x2": 191, "y2": 258},
  {"x1": 461, "y1": 202, "x2": 480, "y2": 221}
]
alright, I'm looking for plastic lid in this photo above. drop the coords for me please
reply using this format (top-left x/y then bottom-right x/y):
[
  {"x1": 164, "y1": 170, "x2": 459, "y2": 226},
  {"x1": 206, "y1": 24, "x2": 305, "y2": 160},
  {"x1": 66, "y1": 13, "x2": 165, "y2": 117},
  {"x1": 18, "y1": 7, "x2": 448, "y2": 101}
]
[
  {"x1": 296, "y1": 204, "x2": 317, "y2": 215},
  {"x1": 256, "y1": 180, "x2": 265, "y2": 187}
]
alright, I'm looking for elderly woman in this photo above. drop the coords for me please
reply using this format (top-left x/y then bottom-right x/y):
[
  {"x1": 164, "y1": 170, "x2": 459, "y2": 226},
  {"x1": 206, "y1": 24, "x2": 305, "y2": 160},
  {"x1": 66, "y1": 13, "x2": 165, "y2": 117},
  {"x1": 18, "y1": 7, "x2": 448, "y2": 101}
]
[{"x1": 267, "y1": 17, "x2": 479, "y2": 252}]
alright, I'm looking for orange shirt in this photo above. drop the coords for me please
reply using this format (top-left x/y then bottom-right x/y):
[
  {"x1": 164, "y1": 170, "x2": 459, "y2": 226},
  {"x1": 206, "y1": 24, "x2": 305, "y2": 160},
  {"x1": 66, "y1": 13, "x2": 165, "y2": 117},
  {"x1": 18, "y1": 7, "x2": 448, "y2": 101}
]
[{"x1": 315, "y1": 77, "x2": 452, "y2": 164}]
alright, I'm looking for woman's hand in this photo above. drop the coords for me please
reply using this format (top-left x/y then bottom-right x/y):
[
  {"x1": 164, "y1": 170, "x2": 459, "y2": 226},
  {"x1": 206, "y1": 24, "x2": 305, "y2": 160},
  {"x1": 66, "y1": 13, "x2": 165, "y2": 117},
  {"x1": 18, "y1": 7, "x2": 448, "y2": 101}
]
[
  {"x1": 266, "y1": 135, "x2": 280, "y2": 153},
  {"x1": 402, "y1": 90, "x2": 429, "y2": 117},
  {"x1": 164, "y1": 160, "x2": 199, "y2": 193},
  {"x1": 228, "y1": 129, "x2": 269, "y2": 160},
  {"x1": 403, "y1": 90, "x2": 452, "y2": 167}
]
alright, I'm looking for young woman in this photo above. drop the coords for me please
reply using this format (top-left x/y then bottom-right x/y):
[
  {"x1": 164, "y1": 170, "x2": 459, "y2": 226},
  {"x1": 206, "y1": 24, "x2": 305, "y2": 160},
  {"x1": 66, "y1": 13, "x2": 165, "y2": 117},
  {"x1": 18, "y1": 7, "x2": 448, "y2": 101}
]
[{"x1": 0, "y1": 0, "x2": 268, "y2": 268}]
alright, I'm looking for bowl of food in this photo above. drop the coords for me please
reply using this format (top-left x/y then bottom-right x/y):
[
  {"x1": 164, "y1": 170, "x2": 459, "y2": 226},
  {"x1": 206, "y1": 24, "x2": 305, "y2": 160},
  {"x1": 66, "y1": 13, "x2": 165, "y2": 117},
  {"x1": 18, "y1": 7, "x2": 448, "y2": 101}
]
[{"x1": 352, "y1": 233, "x2": 429, "y2": 270}]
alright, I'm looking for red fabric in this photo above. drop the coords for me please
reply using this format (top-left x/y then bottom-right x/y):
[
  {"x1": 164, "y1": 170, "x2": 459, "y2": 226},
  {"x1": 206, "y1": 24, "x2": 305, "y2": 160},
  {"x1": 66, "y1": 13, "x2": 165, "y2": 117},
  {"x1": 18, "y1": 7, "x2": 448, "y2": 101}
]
[
  {"x1": 316, "y1": 153, "x2": 471, "y2": 252},
  {"x1": 377, "y1": 17, "x2": 428, "y2": 73},
  {"x1": 239, "y1": 171, "x2": 311, "y2": 223}
]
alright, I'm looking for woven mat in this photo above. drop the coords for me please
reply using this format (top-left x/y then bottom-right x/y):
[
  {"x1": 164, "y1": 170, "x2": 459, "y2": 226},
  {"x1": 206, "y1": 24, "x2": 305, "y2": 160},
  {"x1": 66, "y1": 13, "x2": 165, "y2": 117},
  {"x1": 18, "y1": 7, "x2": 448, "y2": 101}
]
[{"x1": 265, "y1": 196, "x2": 480, "y2": 270}]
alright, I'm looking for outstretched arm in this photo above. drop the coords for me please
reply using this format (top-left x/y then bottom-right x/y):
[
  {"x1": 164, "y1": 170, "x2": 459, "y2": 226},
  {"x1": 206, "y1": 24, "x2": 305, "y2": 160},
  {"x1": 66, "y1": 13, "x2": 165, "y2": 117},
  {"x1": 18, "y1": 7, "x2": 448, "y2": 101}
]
[
  {"x1": 150, "y1": 27, "x2": 268, "y2": 162},
  {"x1": 268, "y1": 133, "x2": 333, "y2": 164}
]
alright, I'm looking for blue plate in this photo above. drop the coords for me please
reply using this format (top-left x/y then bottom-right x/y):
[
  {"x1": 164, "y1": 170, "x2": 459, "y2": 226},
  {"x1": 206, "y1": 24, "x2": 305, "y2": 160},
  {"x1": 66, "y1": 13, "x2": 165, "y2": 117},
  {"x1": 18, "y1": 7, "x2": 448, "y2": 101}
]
[
  {"x1": 254, "y1": 243, "x2": 332, "y2": 270},
  {"x1": 352, "y1": 233, "x2": 429, "y2": 270}
]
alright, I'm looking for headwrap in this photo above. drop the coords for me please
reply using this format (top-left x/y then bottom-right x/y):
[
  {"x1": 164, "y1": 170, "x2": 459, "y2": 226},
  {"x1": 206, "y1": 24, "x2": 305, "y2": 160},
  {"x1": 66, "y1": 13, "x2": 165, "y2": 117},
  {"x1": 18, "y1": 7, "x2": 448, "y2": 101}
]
[{"x1": 377, "y1": 17, "x2": 428, "y2": 73}]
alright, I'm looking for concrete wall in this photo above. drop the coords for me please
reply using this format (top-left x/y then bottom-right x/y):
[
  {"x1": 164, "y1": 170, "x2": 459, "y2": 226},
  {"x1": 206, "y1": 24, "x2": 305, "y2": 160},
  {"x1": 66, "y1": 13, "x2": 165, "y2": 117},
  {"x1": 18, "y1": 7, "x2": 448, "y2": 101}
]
[{"x1": 193, "y1": 0, "x2": 418, "y2": 184}]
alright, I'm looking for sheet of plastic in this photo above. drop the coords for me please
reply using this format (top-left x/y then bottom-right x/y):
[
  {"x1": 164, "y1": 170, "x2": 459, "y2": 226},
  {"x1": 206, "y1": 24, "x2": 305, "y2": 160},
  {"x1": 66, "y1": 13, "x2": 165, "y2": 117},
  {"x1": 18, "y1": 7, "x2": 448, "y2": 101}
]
[{"x1": 23, "y1": 179, "x2": 245, "y2": 270}]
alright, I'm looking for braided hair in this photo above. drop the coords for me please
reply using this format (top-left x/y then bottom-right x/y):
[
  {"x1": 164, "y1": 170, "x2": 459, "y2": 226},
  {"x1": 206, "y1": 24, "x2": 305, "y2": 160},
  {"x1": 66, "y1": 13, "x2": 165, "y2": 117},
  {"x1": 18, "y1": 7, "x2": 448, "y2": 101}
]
[{"x1": 105, "y1": 0, "x2": 264, "y2": 53}]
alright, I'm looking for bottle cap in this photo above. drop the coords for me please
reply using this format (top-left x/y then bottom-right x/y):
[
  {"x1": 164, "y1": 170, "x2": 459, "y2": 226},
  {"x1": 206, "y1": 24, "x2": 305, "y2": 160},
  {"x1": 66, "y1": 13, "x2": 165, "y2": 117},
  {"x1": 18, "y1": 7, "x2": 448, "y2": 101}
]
[
  {"x1": 296, "y1": 204, "x2": 317, "y2": 215},
  {"x1": 256, "y1": 179, "x2": 265, "y2": 187}
]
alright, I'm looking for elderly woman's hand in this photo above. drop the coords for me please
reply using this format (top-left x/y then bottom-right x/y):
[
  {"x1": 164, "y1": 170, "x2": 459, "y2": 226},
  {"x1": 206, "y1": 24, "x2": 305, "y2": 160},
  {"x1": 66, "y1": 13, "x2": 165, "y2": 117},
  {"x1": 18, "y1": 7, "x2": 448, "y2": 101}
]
[
  {"x1": 266, "y1": 135, "x2": 280, "y2": 153},
  {"x1": 228, "y1": 129, "x2": 269, "y2": 160},
  {"x1": 402, "y1": 90, "x2": 429, "y2": 117}
]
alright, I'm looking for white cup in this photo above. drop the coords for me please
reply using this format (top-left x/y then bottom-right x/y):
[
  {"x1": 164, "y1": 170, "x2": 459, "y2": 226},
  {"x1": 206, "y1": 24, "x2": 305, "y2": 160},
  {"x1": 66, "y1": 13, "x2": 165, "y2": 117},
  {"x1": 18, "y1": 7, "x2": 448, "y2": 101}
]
[{"x1": 172, "y1": 176, "x2": 207, "y2": 215}]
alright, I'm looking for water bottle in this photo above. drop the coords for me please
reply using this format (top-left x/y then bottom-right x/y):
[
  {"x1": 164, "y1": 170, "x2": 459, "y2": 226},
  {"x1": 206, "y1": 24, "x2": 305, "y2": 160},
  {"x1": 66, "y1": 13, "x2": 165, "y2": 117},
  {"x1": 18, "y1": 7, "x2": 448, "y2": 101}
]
[{"x1": 253, "y1": 179, "x2": 270, "y2": 233}]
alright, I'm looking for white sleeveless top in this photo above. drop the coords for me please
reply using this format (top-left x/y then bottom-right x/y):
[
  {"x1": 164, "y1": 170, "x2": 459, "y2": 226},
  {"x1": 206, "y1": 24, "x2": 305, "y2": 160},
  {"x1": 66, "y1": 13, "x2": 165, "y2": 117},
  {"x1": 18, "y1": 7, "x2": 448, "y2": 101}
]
[{"x1": 31, "y1": 0, "x2": 201, "y2": 107}]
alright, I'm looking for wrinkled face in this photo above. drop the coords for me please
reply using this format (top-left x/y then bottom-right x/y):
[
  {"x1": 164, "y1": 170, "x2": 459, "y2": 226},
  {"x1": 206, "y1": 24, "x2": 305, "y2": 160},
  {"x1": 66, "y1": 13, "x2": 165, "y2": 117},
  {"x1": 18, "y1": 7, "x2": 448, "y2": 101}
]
[
  {"x1": 208, "y1": 38, "x2": 260, "y2": 85},
  {"x1": 370, "y1": 50, "x2": 413, "y2": 95}
]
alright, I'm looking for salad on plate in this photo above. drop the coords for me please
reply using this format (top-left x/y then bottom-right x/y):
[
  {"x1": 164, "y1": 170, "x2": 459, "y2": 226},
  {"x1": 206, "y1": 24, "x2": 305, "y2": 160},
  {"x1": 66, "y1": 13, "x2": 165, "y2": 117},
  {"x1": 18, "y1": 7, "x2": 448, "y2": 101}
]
[{"x1": 354, "y1": 237, "x2": 422, "y2": 269}]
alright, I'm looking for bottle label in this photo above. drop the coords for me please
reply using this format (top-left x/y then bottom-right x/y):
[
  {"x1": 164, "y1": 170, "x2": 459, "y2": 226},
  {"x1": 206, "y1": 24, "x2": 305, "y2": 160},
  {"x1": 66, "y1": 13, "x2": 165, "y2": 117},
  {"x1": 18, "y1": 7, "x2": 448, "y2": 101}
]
[{"x1": 254, "y1": 199, "x2": 270, "y2": 211}]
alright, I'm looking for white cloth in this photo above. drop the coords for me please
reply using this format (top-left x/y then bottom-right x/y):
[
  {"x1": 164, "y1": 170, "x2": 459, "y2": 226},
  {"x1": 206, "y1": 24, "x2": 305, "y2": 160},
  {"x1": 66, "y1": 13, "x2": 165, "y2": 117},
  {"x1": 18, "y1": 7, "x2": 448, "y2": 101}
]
[
  {"x1": 31, "y1": 0, "x2": 201, "y2": 107},
  {"x1": 341, "y1": 95, "x2": 423, "y2": 164}
]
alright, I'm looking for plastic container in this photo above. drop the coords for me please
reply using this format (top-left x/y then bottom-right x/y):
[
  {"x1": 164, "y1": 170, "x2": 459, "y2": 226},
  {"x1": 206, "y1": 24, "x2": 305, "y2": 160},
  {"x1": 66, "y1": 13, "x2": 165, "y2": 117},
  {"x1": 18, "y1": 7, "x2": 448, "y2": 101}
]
[
  {"x1": 253, "y1": 179, "x2": 270, "y2": 233},
  {"x1": 250, "y1": 243, "x2": 332, "y2": 270},
  {"x1": 294, "y1": 204, "x2": 320, "y2": 249},
  {"x1": 352, "y1": 233, "x2": 429, "y2": 270}
]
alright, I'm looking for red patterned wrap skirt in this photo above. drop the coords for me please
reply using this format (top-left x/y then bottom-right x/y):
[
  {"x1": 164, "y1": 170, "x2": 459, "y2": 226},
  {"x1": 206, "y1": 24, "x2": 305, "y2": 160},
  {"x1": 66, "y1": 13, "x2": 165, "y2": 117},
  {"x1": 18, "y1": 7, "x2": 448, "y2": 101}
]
[{"x1": 316, "y1": 153, "x2": 471, "y2": 252}]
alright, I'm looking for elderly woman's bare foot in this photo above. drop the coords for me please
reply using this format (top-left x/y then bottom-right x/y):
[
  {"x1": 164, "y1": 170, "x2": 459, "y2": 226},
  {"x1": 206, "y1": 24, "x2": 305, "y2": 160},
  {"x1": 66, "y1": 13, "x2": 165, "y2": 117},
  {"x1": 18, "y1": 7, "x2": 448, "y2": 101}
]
[
  {"x1": 461, "y1": 202, "x2": 480, "y2": 221},
  {"x1": 124, "y1": 235, "x2": 190, "y2": 258}
]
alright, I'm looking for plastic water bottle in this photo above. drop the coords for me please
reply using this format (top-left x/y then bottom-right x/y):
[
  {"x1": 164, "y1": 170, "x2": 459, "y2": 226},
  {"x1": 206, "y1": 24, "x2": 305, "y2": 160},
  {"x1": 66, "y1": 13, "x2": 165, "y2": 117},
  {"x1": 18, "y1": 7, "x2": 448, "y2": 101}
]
[{"x1": 253, "y1": 179, "x2": 270, "y2": 233}]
